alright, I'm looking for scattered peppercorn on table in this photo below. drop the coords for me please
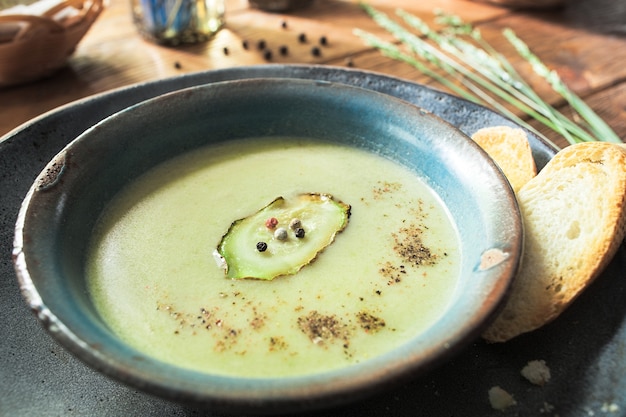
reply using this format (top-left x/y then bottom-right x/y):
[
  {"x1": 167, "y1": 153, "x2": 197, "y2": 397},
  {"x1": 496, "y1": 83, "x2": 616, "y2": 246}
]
[
  {"x1": 2, "y1": 0, "x2": 626, "y2": 149},
  {"x1": 2, "y1": 0, "x2": 626, "y2": 415}
]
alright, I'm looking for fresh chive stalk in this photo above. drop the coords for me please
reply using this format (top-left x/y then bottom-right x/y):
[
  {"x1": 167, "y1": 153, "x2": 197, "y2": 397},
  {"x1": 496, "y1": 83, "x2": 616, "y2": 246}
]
[
  {"x1": 355, "y1": 3, "x2": 622, "y2": 146},
  {"x1": 502, "y1": 29, "x2": 622, "y2": 143}
]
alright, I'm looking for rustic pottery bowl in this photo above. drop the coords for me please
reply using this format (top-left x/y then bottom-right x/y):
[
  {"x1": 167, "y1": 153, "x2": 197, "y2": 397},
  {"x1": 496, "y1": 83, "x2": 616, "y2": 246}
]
[{"x1": 13, "y1": 78, "x2": 522, "y2": 414}]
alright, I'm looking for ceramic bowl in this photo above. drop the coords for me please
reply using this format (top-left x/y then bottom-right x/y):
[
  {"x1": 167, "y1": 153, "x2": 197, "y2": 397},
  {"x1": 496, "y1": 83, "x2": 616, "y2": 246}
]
[{"x1": 13, "y1": 78, "x2": 522, "y2": 414}]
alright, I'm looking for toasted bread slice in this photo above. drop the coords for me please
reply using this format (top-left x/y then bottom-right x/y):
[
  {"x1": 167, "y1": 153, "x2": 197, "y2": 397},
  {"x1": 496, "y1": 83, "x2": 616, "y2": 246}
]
[
  {"x1": 471, "y1": 126, "x2": 537, "y2": 192},
  {"x1": 483, "y1": 142, "x2": 626, "y2": 343}
]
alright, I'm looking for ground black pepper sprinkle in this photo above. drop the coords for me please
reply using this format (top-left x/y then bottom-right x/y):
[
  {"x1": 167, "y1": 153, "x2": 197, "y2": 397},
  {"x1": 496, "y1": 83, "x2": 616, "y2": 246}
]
[
  {"x1": 281, "y1": 20, "x2": 288, "y2": 29},
  {"x1": 297, "y1": 311, "x2": 350, "y2": 346},
  {"x1": 257, "y1": 39, "x2": 266, "y2": 50},
  {"x1": 263, "y1": 50, "x2": 272, "y2": 61},
  {"x1": 379, "y1": 261, "x2": 406, "y2": 285},
  {"x1": 242, "y1": 40, "x2": 249, "y2": 50},
  {"x1": 223, "y1": 47, "x2": 229, "y2": 55},
  {"x1": 311, "y1": 46, "x2": 321, "y2": 57},
  {"x1": 298, "y1": 33, "x2": 307, "y2": 43},
  {"x1": 319, "y1": 36, "x2": 328, "y2": 46},
  {"x1": 356, "y1": 311, "x2": 386, "y2": 333},
  {"x1": 214, "y1": 323, "x2": 241, "y2": 352},
  {"x1": 174, "y1": 61, "x2": 182, "y2": 69},
  {"x1": 249, "y1": 307, "x2": 266, "y2": 330},
  {"x1": 279, "y1": 45, "x2": 289, "y2": 56},
  {"x1": 372, "y1": 180, "x2": 402, "y2": 200},
  {"x1": 392, "y1": 224, "x2": 438, "y2": 267},
  {"x1": 269, "y1": 336, "x2": 288, "y2": 351}
]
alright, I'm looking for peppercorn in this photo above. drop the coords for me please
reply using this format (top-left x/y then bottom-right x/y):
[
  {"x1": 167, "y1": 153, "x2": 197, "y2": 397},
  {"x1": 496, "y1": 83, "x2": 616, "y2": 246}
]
[
  {"x1": 319, "y1": 36, "x2": 328, "y2": 46},
  {"x1": 257, "y1": 39, "x2": 266, "y2": 50},
  {"x1": 263, "y1": 50, "x2": 273, "y2": 61},
  {"x1": 274, "y1": 227, "x2": 288, "y2": 241},
  {"x1": 279, "y1": 45, "x2": 289, "y2": 56},
  {"x1": 295, "y1": 228, "x2": 305, "y2": 238},
  {"x1": 289, "y1": 218, "x2": 302, "y2": 230},
  {"x1": 265, "y1": 217, "x2": 279, "y2": 229},
  {"x1": 311, "y1": 46, "x2": 321, "y2": 57},
  {"x1": 256, "y1": 241, "x2": 268, "y2": 252},
  {"x1": 223, "y1": 47, "x2": 229, "y2": 55},
  {"x1": 298, "y1": 33, "x2": 307, "y2": 43}
]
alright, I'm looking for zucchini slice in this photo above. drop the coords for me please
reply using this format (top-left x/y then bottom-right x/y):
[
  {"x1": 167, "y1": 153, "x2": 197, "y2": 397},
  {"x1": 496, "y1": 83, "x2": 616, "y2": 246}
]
[{"x1": 216, "y1": 193, "x2": 350, "y2": 280}]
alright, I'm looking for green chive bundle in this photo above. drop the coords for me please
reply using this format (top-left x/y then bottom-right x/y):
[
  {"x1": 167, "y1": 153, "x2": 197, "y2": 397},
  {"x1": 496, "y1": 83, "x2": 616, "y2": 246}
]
[{"x1": 355, "y1": 3, "x2": 622, "y2": 147}]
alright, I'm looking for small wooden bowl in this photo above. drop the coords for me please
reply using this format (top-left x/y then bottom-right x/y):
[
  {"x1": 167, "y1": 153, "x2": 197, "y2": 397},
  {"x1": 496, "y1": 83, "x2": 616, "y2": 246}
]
[{"x1": 0, "y1": 0, "x2": 104, "y2": 87}]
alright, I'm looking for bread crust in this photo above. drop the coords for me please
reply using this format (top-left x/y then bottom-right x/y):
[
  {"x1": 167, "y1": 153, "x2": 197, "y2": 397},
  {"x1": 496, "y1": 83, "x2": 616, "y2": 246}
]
[
  {"x1": 483, "y1": 142, "x2": 626, "y2": 343},
  {"x1": 471, "y1": 126, "x2": 537, "y2": 192}
]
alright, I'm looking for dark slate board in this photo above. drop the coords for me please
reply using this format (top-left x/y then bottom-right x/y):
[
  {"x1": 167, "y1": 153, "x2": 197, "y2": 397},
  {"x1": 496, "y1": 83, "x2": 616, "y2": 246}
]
[{"x1": 2, "y1": 64, "x2": 624, "y2": 417}]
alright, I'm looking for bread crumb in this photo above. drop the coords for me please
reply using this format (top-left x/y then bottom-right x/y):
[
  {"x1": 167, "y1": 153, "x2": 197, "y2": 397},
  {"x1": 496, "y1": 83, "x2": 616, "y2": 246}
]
[
  {"x1": 488, "y1": 386, "x2": 517, "y2": 411},
  {"x1": 521, "y1": 359, "x2": 551, "y2": 386},
  {"x1": 540, "y1": 401, "x2": 555, "y2": 413},
  {"x1": 601, "y1": 402, "x2": 620, "y2": 413}
]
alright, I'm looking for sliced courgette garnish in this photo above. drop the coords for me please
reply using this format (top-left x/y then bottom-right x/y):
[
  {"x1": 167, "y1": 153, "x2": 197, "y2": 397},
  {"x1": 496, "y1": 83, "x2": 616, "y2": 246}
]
[{"x1": 216, "y1": 193, "x2": 350, "y2": 280}]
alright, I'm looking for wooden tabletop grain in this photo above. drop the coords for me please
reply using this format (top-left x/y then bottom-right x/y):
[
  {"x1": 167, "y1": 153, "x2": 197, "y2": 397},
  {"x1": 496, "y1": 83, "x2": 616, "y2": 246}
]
[{"x1": 1, "y1": 0, "x2": 625, "y2": 149}]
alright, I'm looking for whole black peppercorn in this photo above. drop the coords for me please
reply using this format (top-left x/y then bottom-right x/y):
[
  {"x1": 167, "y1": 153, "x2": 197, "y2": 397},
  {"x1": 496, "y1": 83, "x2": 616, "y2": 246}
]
[
  {"x1": 256, "y1": 241, "x2": 268, "y2": 252},
  {"x1": 295, "y1": 228, "x2": 305, "y2": 238}
]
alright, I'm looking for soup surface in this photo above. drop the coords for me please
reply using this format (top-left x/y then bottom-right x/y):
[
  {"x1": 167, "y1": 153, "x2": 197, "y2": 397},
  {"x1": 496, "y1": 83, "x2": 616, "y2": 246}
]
[{"x1": 86, "y1": 138, "x2": 461, "y2": 377}]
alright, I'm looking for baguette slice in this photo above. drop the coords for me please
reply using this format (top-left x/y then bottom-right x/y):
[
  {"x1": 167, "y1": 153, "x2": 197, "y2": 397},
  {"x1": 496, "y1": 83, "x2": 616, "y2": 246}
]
[
  {"x1": 483, "y1": 142, "x2": 626, "y2": 343},
  {"x1": 471, "y1": 126, "x2": 537, "y2": 192}
]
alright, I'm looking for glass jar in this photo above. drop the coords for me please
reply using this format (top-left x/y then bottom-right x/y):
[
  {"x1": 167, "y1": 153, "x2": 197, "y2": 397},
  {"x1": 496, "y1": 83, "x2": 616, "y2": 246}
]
[{"x1": 131, "y1": 0, "x2": 224, "y2": 45}]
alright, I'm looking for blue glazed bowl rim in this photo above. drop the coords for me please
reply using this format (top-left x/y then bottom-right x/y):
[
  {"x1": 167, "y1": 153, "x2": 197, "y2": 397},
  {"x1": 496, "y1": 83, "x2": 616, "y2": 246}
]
[{"x1": 13, "y1": 77, "x2": 522, "y2": 413}]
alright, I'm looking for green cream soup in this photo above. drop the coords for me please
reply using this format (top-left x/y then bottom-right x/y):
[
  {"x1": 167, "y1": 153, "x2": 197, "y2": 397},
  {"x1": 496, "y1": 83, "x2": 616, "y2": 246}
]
[{"x1": 86, "y1": 138, "x2": 461, "y2": 377}]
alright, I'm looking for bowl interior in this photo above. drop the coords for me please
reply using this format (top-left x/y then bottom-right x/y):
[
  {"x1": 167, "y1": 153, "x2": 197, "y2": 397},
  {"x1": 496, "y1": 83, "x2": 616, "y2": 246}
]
[{"x1": 14, "y1": 78, "x2": 522, "y2": 412}]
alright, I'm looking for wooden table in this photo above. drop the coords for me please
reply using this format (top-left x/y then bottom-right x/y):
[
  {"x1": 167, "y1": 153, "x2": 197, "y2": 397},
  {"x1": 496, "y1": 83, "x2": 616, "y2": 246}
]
[{"x1": 1, "y1": 0, "x2": 625, "y2": 148}]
